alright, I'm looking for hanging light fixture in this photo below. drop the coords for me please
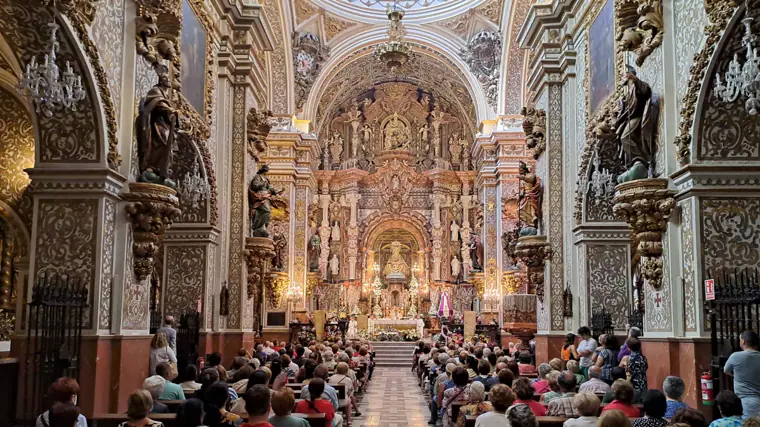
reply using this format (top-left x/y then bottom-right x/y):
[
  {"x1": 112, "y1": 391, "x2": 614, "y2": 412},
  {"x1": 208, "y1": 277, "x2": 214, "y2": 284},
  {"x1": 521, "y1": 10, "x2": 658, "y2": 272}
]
[
  {"x1": 374, "y1": 2, "x2": 413, "y2": 70},
  {"x1": 587, "y1": 148, "x2": 615, "y2": 203},
  {"x1": 179, "y1": 158, "x2": 211, "y2": 209},
  {"x1": 714, "y1": 3, "x2": 760, "y2": 115},
  {"x1": 18, "y1": 3, "x2": 86, "y2": 118}
]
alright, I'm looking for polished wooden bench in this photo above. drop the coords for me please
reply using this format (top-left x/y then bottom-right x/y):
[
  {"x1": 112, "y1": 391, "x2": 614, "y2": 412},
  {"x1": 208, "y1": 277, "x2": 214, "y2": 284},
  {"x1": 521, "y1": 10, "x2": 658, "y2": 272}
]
[
  {"x1": 287, "y1": 382, "x2": 346, "y2": 399},
  {"x1": 91, "y1": 412, "x2": 327, "y2": 427},
  {"x1": 464, "y1": 415, "x2": 639, "y2": 427}
]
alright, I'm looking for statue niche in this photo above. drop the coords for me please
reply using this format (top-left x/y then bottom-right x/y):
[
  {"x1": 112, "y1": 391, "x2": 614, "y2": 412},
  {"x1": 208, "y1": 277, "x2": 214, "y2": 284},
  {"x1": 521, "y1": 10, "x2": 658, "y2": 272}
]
[{"x1": 382, "y1": 113, "x2": 412, "y2": 151}]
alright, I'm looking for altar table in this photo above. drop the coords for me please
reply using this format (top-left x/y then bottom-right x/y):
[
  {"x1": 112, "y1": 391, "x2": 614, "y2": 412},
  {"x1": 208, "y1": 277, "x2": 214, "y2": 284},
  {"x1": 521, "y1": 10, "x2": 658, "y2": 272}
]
[{"x1": 369, "y1": 318, "x2": 418, "y2": 332}]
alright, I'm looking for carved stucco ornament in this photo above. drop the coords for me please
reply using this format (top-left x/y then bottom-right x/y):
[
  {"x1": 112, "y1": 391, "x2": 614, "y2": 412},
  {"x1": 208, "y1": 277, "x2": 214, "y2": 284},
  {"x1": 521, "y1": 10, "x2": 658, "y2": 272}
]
[
  {"x1": 615, "y1": 0, "x2": 664, "y2": 66},
  {"x1": 293, "y1": 32, "x2": 329, "y2": 111},
  {"x1": 673, "y1": 0, "x2": 738, "y2": 165},
  {"x1": 123, "y1": 183, "x2": 182, "y2": 281},
  {"x1": 460, "y1": 30, "x2": 501, "y2": 108},
  {"x1": 521, "y1": 107, "x2": 546, "y2": 159},
  {"x1": 244, "y1": 237, "x2": 275, "y2": 333},
  {"x1": 247, "y1": 108, "x2": 273, "y2": 162},
  {"x1": 612, "y1": 178, "x2": 675, "y2": 290},
  {"x1": 514, "y1": 235, "x2": 552, "y2": 303}
]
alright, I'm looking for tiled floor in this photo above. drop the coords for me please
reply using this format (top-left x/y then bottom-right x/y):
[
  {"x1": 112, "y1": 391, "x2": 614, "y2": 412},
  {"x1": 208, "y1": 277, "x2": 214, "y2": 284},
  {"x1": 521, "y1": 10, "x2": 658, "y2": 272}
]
[{"x1": 352, "y1": 367, "x2": 431, "y2": 427}]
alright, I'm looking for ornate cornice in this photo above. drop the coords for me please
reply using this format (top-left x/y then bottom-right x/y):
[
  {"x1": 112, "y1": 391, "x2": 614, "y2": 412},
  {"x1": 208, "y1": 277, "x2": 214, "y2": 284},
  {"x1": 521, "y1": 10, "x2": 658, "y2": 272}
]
[{"x1": 26, "y1": 167, "x2": 126, "y2": 197}]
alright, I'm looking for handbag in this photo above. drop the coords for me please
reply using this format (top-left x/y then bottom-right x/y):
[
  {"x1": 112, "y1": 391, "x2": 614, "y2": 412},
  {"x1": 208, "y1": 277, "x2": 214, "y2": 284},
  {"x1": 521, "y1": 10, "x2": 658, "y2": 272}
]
[{"x1": 165, "y1": 347, "x2": 178, "y2": 379}]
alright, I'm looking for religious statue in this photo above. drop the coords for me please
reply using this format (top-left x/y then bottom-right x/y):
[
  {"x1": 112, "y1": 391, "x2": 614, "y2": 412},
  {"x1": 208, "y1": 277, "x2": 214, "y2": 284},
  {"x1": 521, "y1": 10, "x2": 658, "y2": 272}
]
[
  {"x1": 517, "y1": 160, "x2": 543, "y2": 236},
  {"x1": 616, "y1": 66, "x2": 655, "y2": 183},
  {"x1": 330, "y1": 132, "x2": 343, "y2": 163},
  {"x1": 329, "y1": 253, "x2": 340, "y2": 277},
  {"x1": 309, "y1": 232, "x2": 321, "y2": 271},
  {"x1": 469, "y1": 235, "x2": 484, "y2": 271},
  {"x1": 348, "y1": 107, "x2": 362, "y2": 158},
  {"x1": 449, "y1": 133, "x2": 461, "y2": 163},
  {"x1": 418, "y1": 123, "x2": 429, "y2": 147},
  {"x1": 136, "y1": 68, "x2": 179, "y2": 188},
  {"x1": 416, "y1": 315, "x2": 425, "y2": 338},
  {"x1": 383, "y1": 113, "x2": 411, "y2": 150},
  {"x1": 460, "y1": 138, "x2": 470, "y2": 169},
  {"x1": 431, "y1": 105, "x2": 446, "y2": 158},
  {"x1": 248, "y1": 165, "x2": 285, "y2": 238},
  {"x1": 450, "y1": 220, "x2": 460, "y2": 242},
  {"x1": 382, "y1": 241, "x2": 410, "y2": 279},
  {"x1": 361, "y1": 124, "x2": 373, "y2": 143},
  {"x1": 450, "y1": 256, "x2": 461, "y2": 279},
  {"x1": 272, "y1": 223, "x2": 287, "y2": 271},
  {"x1": 331, "y1": 221, "x2": 341, "y2": 242}
]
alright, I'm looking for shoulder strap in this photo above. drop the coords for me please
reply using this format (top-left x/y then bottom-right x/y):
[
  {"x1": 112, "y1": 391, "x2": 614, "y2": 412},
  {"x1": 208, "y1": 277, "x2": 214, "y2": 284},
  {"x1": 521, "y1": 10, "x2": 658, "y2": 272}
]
[{"x1": 41, "y1": 413, "x2": 50, "y2": 427}]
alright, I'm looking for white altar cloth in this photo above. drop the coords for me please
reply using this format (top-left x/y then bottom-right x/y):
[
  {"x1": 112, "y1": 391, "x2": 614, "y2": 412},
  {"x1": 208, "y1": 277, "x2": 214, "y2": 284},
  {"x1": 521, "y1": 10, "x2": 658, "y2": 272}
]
[{"x1": 369, "y1": 318, "x2": 418, "y2": 333}]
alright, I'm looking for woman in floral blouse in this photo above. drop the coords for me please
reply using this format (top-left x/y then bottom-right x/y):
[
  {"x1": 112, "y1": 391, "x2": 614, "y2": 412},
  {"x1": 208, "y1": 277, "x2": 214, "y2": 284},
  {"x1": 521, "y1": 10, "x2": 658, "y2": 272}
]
[
  {"x1": 456, "y1": 382, "x2": 492, "y2": 427},
  {"x1": 442, "y1": 367, "x2": 471, "y2": 427},
  {"x1": 620, "y1": 337, "x2": 648, "y2": 391}
]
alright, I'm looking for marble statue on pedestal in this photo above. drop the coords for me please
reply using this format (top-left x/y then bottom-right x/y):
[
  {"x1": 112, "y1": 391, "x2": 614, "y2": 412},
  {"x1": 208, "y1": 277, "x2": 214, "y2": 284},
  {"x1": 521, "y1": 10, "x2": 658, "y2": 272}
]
[
  {"x1": 518, "y1": 161, "x2": 542, "y2": 235},
  {"x1": 616, "y1": 66, "x2": 655, "y2": 183},
  {"x1": 331, "y1": 221, "x2": 341, "y2": 242},
  {"x1": 450, "y1": 220, "x2": 460, "y2": 242},
  {"x1": 451, "y1": 256, "x2": 461, "y2": 279},
  {"x1": 136, "y1": 68, "x2": 178, "y2": 188},
  {"x1": 330, "y1": 253, "x2": 340, "y2": 276}
]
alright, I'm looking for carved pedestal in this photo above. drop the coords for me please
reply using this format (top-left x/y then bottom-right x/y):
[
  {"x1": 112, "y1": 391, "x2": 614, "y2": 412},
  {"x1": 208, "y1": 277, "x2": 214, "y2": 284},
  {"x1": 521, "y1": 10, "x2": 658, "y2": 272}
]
[
  {"x1": 613, "y1": 178, "x2": 675, "y2": 290},
  {"x1": 514, "y1": 235, "x2": 552, "y2": 301},
  {"x1": 503, "y1": 293, "x2": 537, "y2": 352},
  {"x1": 122, "y1": 183, "x2": 181, "y2": 281},
  {"x1": 244, "y1": 237, "x2": 275, "y2": 333}
]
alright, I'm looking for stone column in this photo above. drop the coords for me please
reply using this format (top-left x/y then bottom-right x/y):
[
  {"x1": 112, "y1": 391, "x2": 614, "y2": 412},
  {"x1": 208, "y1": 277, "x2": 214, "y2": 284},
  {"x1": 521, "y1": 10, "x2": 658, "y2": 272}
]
[
  {"x1": 345, "y1": 192, "x2": 361, "y2": 280},
  {"x1": 430, "y1": 193, "x2": 445, "y2": 281}
]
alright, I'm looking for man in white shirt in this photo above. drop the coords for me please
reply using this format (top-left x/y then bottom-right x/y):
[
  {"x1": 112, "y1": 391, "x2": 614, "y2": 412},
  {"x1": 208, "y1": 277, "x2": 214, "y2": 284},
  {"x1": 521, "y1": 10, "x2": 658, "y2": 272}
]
[
  {"x1": 578, "y1": 366, "x2": 610, "y2": 394},
  {"x1": 576, "y1": 326, "x2": 598, "y2": 378}
]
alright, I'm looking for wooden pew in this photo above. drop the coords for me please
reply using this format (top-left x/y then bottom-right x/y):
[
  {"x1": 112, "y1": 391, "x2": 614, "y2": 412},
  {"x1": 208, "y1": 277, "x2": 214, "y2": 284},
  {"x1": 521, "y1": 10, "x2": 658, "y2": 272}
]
[
  {"x1": 90, "y1": 412, "x2": 328, "y2": 427},
  {"x1": 465, "y1": 415, "x2": 636, "y2": 427}
]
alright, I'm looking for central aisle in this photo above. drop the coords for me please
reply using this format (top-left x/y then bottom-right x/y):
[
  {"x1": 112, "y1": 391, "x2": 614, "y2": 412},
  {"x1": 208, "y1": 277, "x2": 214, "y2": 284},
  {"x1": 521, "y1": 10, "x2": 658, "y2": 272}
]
[{"x1": 354, "y1": 367, "x2": 431, "y2": 427}]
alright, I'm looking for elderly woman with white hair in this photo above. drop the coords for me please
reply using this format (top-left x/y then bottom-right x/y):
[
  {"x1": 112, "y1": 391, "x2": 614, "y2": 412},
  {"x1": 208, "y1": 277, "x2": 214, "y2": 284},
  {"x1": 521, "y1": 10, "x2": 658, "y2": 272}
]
[
  {"x1": 430, "y1": 362, "x2": 458, "y2": 425},
  {"x1": 323, "y1": 351, "x2": 337, "y2": 371},
  {"x1": 456, "y1": 381, "x2": 493, "y2": 427}
]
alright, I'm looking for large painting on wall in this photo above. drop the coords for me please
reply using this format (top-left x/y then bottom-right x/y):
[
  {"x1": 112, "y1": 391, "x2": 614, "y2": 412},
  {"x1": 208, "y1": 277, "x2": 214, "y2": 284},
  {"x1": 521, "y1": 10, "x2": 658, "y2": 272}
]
[
  {"x1": 181, "y1": 0, "x2": 206, "y2": 116},
  {"x1": 588, "y1": 0, "x2": 615, "y2": 115}
]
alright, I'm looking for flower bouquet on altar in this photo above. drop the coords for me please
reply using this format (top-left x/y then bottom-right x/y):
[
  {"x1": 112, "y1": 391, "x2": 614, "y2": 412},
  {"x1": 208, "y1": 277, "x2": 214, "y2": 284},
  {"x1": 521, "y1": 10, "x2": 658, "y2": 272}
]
[
  {"x1": 298, "y1": 325, "x2": 316, "y2": 345},
  {"x1": 403, "y1": 329, "x2": 420, "y2": 342},
  {"x1": 325, "y1": 325, "x2": 342, "y2": 342},
  {"x1": 451, "y1": 332, "x2": 464, "y2": 345},
  {"x1": 358, "y1": 330, "x2": 371, "y2": 340},
  {"x1": 472, "y1": 333, "x2": 489, "y2": 345}
]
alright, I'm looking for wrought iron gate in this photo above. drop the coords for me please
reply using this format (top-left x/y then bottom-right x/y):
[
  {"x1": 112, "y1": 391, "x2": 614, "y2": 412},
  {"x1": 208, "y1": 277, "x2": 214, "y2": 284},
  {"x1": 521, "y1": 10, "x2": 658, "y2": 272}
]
[
  {"x1": 22, "y1": 273, "x2": 88, "y2": 422},
  {"x1": 176, "y1": 310, "x2": 200, "y2": 372},
  {"x1": 591, "y1": 307, "x2": 614, "y2": 338},
  {"x1": 706, "y1": 269, "x2": 760, "y2": 397}
]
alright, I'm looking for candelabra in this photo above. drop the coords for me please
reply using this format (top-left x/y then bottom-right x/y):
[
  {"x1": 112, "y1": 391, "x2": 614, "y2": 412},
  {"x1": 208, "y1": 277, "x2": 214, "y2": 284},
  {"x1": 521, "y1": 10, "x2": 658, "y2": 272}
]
[
  {"x1": 714, "y1": 3, "x2": 760, "y2": 115},
  {"x1": 179, "y1": 158, "x2": 212, "y2": 209},
  {"x1": 587, "y1": 148, "x2": 616, "y2": 203},
  {"x1": 18, "y1": 15, "x2": 86, "y2": 117}
]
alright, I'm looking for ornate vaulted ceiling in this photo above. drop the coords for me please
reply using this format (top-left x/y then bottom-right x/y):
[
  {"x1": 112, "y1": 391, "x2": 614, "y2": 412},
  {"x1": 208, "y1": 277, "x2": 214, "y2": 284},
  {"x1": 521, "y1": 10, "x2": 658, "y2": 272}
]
[{"x1": 314, "y1": 46, "x2": 478, "y2": 138}]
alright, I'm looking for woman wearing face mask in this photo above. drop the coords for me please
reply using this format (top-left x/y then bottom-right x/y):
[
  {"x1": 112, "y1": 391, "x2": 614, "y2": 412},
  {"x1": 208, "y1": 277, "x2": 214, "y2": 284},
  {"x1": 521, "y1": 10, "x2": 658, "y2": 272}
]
[{"x1": 36, "y1": 377, "x2": 88, "y2": 427}]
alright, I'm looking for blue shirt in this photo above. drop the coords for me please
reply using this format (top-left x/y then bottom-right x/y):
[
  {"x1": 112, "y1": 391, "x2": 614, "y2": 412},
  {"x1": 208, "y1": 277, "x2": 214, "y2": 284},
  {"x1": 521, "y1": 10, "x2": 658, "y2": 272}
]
[
  {"x1": 709, "y1": 416, "x2": 744, "y2": 427},
  {"x1": 665, "y1": 400, "x2": 689, "y2": 418},
  {"x1": 725, "y1": 350, "x2": 760, "y2": 417},
  {"x1": 159, "y1": 381, "x2": 186, "y2": 400}
]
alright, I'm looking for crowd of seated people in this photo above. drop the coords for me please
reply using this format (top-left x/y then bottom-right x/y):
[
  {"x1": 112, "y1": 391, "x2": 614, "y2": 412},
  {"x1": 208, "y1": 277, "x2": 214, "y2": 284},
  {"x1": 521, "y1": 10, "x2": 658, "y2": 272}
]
[
  {"x1": 414, "y1": 327, "x2": 760, "y2": 427},
  {"x1": 35, "y1": 338, "x2": 374, "y2": 427}
]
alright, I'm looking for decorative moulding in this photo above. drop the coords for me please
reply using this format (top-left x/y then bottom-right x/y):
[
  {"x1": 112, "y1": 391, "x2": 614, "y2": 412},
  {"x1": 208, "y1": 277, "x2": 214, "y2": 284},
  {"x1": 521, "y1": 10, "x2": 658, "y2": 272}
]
[
  {"x1": 521, "y1": 107, "x2": 546, "y2": 159},
  {"x1": 612, "y1": 178, "x2": 675, "y2": 290},
  {"x1": 514, "y1": 235, "x2": 552, "y2": 302},
  {"x1": 614, "y1": 0, "x2": 663, "y2": 66}
]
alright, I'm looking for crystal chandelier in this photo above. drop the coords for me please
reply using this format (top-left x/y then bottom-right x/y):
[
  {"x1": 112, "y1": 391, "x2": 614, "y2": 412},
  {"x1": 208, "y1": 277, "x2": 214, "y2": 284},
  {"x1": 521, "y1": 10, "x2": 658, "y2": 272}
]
[
  {"x1": 18, "y1": 11, "x2": 86, "y2": 118},
  {"x1": 179, "y1": 158, "x2": 211, "y2": 209},
  {"x1": 587, "y1": 148, "x2": 615, "y2": 203},
  {"x1": 714, "y1": 7, "x2": 760, "y2": 116},
  {"x1": 374, "y1": 2, "x2": 413, "y2": 70}
]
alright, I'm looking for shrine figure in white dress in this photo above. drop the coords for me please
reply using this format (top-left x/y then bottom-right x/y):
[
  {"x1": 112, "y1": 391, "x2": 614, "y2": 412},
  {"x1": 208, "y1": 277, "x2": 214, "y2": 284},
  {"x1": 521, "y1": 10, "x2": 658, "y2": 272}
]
[{"x1": 346, "y1": 317, "x2": 358, "y2": 340}]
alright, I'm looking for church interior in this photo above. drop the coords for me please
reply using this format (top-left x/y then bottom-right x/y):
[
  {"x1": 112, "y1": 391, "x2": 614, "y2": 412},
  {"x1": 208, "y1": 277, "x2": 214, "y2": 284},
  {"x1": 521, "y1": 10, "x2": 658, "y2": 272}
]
[{"x1": 0, "y1": 0, "x2": 757, "y2": 425}]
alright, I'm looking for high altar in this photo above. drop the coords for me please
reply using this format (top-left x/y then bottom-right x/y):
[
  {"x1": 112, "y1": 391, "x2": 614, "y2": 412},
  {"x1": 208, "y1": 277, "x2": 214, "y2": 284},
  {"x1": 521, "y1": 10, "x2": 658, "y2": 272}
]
[{"x1": 276, "y1": 81, "x2": 532, "y2": 333}]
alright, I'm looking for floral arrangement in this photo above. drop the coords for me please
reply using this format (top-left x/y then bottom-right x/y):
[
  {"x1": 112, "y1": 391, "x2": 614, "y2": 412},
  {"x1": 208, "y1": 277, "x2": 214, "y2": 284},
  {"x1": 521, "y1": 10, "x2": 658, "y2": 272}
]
[
  {"x1": 472, "y1": 333, "x2": 489, "y2": 344},
  {"x1": 358, "y1": 330, "x2": 372, "y2": 340},
  {"x1": 297, "y1": 325, "x2": 316, "y2": 344},
  {"x1": 373, "y1": 329, "x2": 401, "y2": 342},
  {"x1": 325, "y1": 325, "x2": 342, "y2": 342},
  {"x1": 403, "y1": 329, "x2": 420, "y2": 341},
  {"x1": 450, "y1": 332, "x2": 464, "y2": 345}
]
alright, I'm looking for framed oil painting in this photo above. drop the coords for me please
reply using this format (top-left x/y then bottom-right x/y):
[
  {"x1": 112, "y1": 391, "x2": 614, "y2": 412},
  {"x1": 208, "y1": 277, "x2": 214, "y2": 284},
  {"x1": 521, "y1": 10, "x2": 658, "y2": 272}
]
[
  {"x1": 588, "y1": 0, "x2": 615, "y2": 115},
  {"x1": 181, "y1": 0, "x2": 207, "y2": 116}
]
